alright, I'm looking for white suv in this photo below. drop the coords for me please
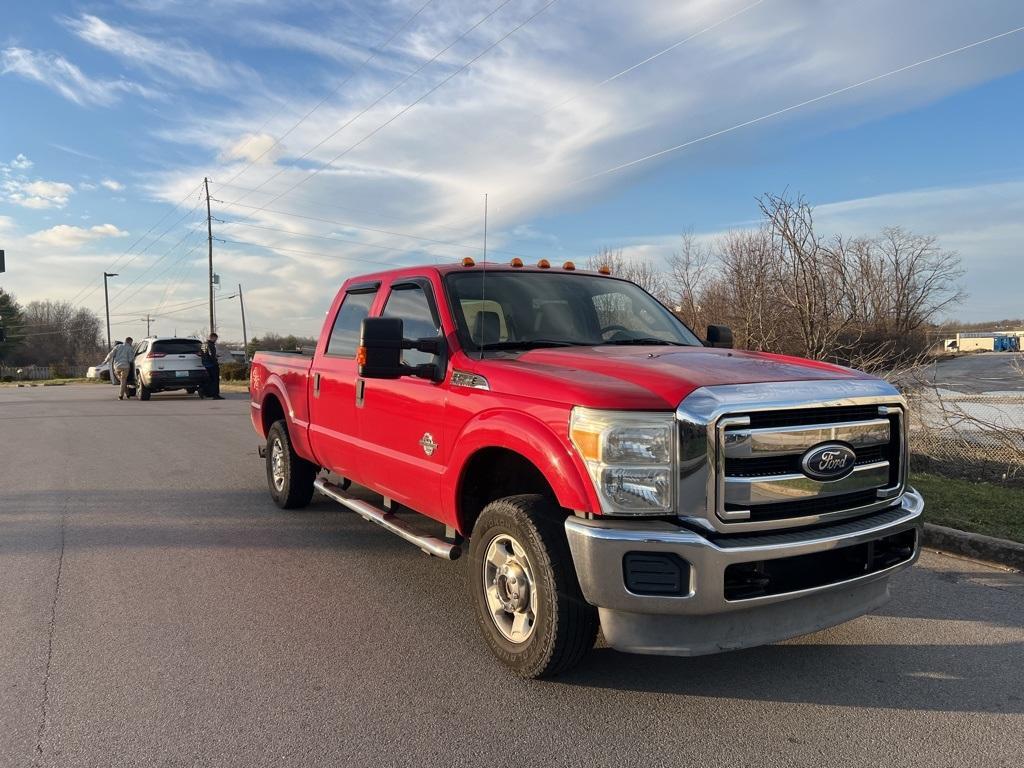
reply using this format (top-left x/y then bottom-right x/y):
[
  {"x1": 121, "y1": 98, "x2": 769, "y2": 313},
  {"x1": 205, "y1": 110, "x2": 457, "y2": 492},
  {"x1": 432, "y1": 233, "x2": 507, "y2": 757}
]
[{"x1": 132, "y1": 337, "x2": 209, "y2": 400}]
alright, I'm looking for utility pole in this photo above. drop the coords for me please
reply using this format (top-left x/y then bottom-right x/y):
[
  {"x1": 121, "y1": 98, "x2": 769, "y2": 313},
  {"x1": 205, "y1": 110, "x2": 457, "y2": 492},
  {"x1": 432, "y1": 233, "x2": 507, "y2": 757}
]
[
  {"x1": 145, "y1": 314, "x2": 151, "y2": 336},
  {"x1": 204, "y1": 177, "x2": 215, "y2": 335},
  {"x1": 103, "y1": 272, "x2": 118, "y2": 348},
  {"x1": 238, "y1": 283, "x2": 248, "y2": 361}
]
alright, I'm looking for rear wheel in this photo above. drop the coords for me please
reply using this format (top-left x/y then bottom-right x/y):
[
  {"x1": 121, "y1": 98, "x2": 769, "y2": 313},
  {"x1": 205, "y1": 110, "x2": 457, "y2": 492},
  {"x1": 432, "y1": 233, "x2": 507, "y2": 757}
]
[
  {"x1": 186, "y1": 387, "x2": 197, "y2": 395},
  {"x1": 136, "y1": 371, "x2": 151, "y2": 401},
  {"x1": 266, "y1": 420, "x2": 317, "y2": 509},
  {"x1": 468, "y1": 494, "x2": 598, "y2": 678}
]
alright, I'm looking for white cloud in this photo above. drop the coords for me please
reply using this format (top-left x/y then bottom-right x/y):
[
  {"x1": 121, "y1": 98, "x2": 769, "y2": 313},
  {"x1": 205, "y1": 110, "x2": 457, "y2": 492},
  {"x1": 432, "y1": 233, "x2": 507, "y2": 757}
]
[
  {"x1": 220, "y1": 133, "x2": 280, "y2": 164},
  {"x1": 11, "y1": 154, "x2": 32, "y2": 170},
  {"x1": 28, "y1": 223, "x2": 128, "y2": 247},
  {"x1": 3, "y1": 178, "x2": 75, "y2": 209},
  {"x1": 100, "y1": 179, "x2": 125, "y2": 192},
  {"x1": 63, "y1": 13, "x2": 248, "y2": 90},
  {"x1": 0, "y1": 47, "x2": 154, "y2": 106}
]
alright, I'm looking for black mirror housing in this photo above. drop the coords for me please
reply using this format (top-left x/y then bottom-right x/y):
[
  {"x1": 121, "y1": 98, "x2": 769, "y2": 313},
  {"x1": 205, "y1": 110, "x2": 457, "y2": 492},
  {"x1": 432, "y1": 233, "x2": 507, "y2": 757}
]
[
  {"x1": 359, "y1": 317, "x2": 405, "y2": 379},
  {"x1": 707, "y1": 324, "x2": 734, "y2": 349},
  {"x1": 359, "y1": 317, "x2": 447, "y2": 381}
]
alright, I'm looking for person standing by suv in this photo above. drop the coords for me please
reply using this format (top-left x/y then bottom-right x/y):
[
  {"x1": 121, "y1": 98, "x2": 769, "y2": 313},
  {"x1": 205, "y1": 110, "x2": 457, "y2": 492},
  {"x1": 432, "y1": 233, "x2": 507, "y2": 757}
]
[
  {"x1": 201, "y1": 332, "x2": 223, "y2": 400},
  {"x1": 112, "y1": 337, "x2": 134, "y2": 400}
]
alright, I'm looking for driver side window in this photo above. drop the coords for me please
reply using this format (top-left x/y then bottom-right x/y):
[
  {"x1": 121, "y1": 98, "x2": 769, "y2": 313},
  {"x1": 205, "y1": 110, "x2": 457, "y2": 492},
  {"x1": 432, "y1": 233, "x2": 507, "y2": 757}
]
[{"x1": 382, "y1": 283, "x2": 441, "y2": 367}]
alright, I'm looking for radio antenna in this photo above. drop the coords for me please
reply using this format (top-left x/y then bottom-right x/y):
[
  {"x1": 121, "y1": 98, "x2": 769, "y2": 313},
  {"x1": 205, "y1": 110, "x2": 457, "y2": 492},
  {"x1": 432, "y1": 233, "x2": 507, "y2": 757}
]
[{"x1": 480, "y1": 193, "x2": 488, "y2": 359}]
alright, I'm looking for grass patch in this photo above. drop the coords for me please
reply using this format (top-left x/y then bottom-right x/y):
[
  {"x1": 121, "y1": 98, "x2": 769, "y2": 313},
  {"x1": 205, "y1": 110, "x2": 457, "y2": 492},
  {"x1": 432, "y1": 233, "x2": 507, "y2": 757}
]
[{"x1": 911, "y1": 472, "x2": 1024, "y2": 543}]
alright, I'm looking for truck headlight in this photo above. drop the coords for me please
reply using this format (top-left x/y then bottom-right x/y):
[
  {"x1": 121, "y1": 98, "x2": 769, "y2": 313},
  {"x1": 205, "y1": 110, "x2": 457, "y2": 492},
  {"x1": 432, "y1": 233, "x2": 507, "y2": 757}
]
[{"x1": 570, "y1": 408, "x2": 675, "y2": 515}]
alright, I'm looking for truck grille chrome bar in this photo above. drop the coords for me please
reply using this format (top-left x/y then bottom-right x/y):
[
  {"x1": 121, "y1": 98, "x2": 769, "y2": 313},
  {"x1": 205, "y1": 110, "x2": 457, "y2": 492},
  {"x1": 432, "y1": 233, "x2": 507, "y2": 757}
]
[{"x1": 676, "y1": 380, "x2": 909, "y2": 533}]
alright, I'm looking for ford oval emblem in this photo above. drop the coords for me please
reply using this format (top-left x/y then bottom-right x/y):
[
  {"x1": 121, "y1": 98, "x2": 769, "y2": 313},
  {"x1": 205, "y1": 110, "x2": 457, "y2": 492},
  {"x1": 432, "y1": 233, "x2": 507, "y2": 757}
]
[{"x1": 800, "y1": 442, "x2": 857, "y2": 481}]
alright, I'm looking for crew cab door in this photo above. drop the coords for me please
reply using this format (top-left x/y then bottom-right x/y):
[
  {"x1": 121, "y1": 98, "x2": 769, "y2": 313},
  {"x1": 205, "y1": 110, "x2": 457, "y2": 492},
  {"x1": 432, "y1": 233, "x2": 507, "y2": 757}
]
[
  {"x1": 358, "y1": 277, "x2": 448, "y2": 519},
  {"x1": 308, "y1": 282, "x2": 379, "y2": 480}
]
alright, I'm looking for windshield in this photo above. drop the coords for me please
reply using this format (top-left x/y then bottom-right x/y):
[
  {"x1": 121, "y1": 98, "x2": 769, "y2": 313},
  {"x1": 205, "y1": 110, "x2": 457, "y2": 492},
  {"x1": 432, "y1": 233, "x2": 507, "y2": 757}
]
[{"x1": 445, "y1": 271, "x2": 702, "y2": 353}]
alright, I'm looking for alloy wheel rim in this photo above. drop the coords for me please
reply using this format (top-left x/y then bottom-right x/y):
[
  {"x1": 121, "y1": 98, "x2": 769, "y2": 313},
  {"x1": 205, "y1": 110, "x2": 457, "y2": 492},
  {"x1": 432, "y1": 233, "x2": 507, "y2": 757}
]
[
  {"x1": 482, "y1": 533, "x2": 538, "y2": 644},
  {"x1": 270, "y1": 438, "x2": 286, "y2": 492}
]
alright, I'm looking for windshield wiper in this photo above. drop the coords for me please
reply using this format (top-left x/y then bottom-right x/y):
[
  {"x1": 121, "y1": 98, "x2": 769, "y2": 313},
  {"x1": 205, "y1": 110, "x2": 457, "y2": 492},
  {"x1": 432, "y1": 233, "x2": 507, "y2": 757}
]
[
  {"x1": 601, "y1": 337, "x2": 687, "y2": 346},
  {"x1": 478, "y1": 339, "x2": 584, "y2": 351}
]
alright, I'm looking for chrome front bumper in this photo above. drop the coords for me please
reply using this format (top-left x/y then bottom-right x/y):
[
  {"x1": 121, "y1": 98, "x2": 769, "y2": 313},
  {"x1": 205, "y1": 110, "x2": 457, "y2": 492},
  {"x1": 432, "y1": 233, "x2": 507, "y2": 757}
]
[{"x1": 564, "y1": 488, "x2": 923, "y2": 655}]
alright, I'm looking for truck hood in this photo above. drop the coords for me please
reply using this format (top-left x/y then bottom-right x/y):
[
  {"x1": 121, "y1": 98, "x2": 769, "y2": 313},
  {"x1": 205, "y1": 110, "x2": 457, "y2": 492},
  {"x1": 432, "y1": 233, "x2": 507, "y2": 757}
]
[{"x1": 479, "y1": 345, "x2": 873, "y2": 410}]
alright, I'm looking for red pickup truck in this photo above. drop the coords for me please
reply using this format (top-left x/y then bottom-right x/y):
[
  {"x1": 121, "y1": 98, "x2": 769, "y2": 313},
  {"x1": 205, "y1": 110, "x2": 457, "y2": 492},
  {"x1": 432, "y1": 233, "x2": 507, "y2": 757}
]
[{"x1": 249, "y1": 260, "x2": 923, "y2": 678}]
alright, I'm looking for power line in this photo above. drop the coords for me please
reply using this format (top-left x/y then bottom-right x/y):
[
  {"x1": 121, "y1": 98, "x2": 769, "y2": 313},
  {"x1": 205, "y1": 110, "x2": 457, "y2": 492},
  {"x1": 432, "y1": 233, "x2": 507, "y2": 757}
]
[
  {"x1": 209, "y1": 179, "x2": 475, "y2": 235},
  {"x1": 216, "y1": 204, "x2": 540, "y2": 259},
  {"x1": 540, "y1": 0, "x2": 765, "y2": 117},
  {"x1": 219, "y1": 0, "x2": 439, "y2": 192},
  {"x1": 223, "y1": 0, "x2": 519, "y2": 208},
  {"x1": 571, "y1": 23, "x2": 1024, "y2": 185},
  {"x1": 108, "y1": 224, "x2": 207, "y2": 310},
  {"x1": 252, "y1": 0, "x2": 560, "y2": 213},
  {"x1": 218, "y1": 237, "x2": 424, "y2": 268},
  {"x1": 66, "y1": 183, "x2": 205, "y2": 308}
]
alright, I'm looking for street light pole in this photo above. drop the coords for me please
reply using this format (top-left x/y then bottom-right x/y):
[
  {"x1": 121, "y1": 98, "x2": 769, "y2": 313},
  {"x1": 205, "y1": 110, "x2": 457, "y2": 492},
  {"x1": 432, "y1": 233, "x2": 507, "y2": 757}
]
[
  {"x1": 238, "y1": 283, "x2": 248, "y2": 361},
  {"x1": 103, "y1": 272, "x2": 118, "y2": 349}
]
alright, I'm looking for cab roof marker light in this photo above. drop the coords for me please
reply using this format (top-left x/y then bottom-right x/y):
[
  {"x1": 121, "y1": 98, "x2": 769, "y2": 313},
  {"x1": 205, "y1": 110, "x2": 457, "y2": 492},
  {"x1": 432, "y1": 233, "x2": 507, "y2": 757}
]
[
  {"x1": 537, "y1": 259, "x2": 551, "y2": 269},
  {"x1": 510, "y1": 257, "x2": 524, "y2": 267},
  {"x1": 462, "y1": 257, "x2": 476, "y2": 267},
  {"x1": 598, "y1": 265, "x2": 611, "y2": 275},
  {"x1": 562, "y1": 261, "x2": 575, "y2": 271}
]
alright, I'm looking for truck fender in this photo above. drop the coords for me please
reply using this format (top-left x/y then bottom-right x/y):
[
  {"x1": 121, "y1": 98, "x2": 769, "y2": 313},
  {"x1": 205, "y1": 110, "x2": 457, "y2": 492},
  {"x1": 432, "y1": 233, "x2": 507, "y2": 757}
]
[
  {"x1": 442, "y1": 409, "x2": 600, "y2": 525},
  {"x1": 259, "y1": 375, "x2": 316, "y2": 463}
]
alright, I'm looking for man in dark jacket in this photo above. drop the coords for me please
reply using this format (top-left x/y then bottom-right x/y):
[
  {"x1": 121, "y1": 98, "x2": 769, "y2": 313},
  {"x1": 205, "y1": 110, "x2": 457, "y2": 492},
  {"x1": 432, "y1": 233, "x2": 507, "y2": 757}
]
[{"x1": 201, "y1": 332, "x2": 223, "y2": 399}]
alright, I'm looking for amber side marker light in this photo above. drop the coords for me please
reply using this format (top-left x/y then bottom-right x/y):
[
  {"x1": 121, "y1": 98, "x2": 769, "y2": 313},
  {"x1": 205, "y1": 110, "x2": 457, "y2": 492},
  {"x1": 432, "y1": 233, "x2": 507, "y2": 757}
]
[
  {"x1": 537, "y1": 259, "x2": 551, "y2": 269},
  {"x1": 510, "y1": 257, "x2": 524, "y2": 267},
  {"x1": 562, "y1": 261, "x2": 576, "y2": 270},
  {"x1": 597, "y1": 265, "x2": 611, "y2": 275},
  {"x1": 356, "y1": 346, "x2": 367, "y2": 366},
  {"x1": 462, "y1": 257, "x2": 476, "y2": 267}
]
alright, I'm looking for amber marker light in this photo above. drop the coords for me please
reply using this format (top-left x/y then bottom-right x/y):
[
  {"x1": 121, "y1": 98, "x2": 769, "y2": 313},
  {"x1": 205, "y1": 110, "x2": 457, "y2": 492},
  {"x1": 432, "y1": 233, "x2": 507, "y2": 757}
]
[
  {"x1": 598, "y1": 265, "x2": 611, "y2": 275},
  {"x1": 537, "y1": 259, "x2": 551, "y2": 269},
  {"x1": 462, "y1": 257, "x2": 476, "y2": 267},
  {"x1": 356, "y1": 347, "x2": 367, "y2": 366},
  {"x1": 510, "y1": 257, "x2": 524, "y2": 267},
  {"x1": 562, "y1": 261, "x2": 576, "y2": 270}
]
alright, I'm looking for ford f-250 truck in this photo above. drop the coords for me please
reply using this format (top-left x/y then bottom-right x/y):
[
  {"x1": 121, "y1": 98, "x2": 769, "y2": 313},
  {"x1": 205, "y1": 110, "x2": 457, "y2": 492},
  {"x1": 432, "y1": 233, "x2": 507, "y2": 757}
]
[{"x1": 249, "y1": 259, "x2": 923, "y2": 678}]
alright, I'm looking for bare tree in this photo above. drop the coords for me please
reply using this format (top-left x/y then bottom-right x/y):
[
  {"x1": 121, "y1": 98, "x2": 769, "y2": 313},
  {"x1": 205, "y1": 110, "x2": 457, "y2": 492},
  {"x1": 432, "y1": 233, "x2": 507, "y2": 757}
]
[
  {"x1": 589, "y1": 247, "x2": 666, "y2": 299},
  {"x1": 14, "y1": 301, "x2": 105, "y2": 369}
]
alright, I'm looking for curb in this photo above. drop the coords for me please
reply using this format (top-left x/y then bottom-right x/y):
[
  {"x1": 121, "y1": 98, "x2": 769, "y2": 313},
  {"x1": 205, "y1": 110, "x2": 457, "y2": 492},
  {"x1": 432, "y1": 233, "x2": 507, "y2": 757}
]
[{"x1": 923, "y1": 523, "x2": 1024, "y2": 571}]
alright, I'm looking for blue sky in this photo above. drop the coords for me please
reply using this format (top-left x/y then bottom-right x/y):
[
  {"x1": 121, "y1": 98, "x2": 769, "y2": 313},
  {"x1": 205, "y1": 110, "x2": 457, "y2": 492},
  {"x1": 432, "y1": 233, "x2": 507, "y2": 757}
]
[{"x1": 1, "y1": 0, "x2": 1022, "y2": 342}]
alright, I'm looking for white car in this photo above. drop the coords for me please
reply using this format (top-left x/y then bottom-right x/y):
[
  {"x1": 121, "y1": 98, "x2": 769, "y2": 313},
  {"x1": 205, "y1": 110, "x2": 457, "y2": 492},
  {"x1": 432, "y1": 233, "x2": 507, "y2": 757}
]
[
  {"x1": 132, "y1": 337, "x2": 209, "y2": 400},
  {"x1": 86, "y1": 361, "x2": 111, "y2": 381}
]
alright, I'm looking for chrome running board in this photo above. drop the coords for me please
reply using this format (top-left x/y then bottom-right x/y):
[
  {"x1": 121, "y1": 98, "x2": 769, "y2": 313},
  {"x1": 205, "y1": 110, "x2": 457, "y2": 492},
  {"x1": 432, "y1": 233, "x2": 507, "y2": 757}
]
[{"x1": 314, "y1": 478, "x2": 461, "y2": 561}]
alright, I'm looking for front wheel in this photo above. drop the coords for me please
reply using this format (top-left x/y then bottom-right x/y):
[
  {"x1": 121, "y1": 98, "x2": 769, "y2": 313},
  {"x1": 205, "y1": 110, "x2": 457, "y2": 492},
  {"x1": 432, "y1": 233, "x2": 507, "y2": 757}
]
[
  {"x1": 468, "y1": 495, "x2": 598, "y2": 678},
  {"x1": 266, "y1": 420, "x2": 317, "y2": 509}
]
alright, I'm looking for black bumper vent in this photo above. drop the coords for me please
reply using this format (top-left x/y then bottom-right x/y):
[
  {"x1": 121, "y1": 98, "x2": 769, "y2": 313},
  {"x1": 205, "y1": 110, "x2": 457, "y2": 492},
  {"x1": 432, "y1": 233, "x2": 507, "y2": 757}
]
[
  {"x1": 623, "y1": 552, "x2": 691, "y2": 596},
  {"x1": 723, "y1": 528, "x2": 917, "y2": 601}
]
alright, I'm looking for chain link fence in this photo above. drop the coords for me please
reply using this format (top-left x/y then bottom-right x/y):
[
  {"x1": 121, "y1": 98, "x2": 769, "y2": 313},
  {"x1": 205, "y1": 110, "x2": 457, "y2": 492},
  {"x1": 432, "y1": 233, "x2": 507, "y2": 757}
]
[{"x1": 906, "y1": 386, "x2": 1024, "y2": 482}]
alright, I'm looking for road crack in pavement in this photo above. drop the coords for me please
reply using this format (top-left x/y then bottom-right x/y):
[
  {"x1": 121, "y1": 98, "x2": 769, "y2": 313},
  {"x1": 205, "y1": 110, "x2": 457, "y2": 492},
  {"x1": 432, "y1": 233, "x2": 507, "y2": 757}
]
[{"x1": 34, "y1": 497, "x2": 67, "y2": 767}]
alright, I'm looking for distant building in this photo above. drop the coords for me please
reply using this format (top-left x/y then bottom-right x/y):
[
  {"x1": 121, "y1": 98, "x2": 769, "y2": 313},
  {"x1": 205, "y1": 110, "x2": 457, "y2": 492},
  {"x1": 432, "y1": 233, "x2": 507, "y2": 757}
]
[{"x1": 944, "y1": 330, "x2": 1023, "y2": 352}]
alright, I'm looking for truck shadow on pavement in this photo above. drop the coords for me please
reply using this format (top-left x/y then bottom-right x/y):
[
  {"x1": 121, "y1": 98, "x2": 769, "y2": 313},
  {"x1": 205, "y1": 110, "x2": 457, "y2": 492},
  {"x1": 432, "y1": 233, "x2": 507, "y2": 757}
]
[{"x1": 562, "y1": 638, "x2": 1024, "y2": 713}]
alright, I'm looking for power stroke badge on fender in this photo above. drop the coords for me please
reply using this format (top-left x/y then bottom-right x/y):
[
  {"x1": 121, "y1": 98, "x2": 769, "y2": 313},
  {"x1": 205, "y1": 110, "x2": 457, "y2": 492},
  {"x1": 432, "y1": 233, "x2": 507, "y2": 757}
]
[{"x1": 800, "y1": 442, "x2": 857, "y2": 481}]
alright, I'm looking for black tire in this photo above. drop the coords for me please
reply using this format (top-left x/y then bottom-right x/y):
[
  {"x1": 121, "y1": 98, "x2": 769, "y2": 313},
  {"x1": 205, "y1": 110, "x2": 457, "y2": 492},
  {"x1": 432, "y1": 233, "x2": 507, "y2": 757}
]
[
  {"x1": 467, "y1": 494, "x2": 598, "y2": 679},
  {"x1": 137, "y1": 371, "x2": 151, "y2": 401},
  {"x1": 186, "y1": 387, "x2": 196, "y2": 395},
  {"x1": 266, "y1": 420, "x2": 317, "y2": 509}
]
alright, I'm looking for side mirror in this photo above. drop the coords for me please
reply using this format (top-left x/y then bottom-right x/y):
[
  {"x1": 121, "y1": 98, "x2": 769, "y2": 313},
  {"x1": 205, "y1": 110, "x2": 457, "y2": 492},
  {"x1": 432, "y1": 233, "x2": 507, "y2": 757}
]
[
  {"x1": 359, "y1": 317, "x2": 405, "y2": 379},
  {"x1": 706, "y1": 324, "x2": 733, "y2": 349},
  {"x1": 358, "y1": 317, "x2": 447, "y2": 381}
]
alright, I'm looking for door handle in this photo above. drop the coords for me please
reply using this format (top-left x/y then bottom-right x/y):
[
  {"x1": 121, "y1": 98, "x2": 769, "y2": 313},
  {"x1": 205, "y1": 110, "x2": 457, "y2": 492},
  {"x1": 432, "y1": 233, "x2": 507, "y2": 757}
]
[{"x1": 313, "y1": 372, "x2": 321, "y2": 398}]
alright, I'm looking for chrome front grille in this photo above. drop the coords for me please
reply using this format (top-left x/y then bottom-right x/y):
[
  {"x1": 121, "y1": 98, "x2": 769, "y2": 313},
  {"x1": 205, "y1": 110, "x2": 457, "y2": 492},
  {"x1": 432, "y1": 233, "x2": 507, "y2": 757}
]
[
  {"x1": 717, "y1": 405, "x2": 904, "y2": 524},
  {"x1": 675, "y1": 379, "x2": 909, "y2": 534}
]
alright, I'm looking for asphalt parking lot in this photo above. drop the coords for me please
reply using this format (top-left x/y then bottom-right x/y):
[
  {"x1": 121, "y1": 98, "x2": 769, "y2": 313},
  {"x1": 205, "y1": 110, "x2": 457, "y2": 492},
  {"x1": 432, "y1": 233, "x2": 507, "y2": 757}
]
[
  {"x1": 2, "y1": 384, "x2": 1022, "y2": 767},
  {"x1": 928, "y1": 352, "x2": 1023, "y2": 393}
]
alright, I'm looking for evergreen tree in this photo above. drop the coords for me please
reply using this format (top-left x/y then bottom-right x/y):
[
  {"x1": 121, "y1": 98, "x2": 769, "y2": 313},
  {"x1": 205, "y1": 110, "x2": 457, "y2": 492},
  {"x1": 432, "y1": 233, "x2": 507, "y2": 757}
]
[{"x1": 0, "y1": 288, "x2": 25, "y2": 363}]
